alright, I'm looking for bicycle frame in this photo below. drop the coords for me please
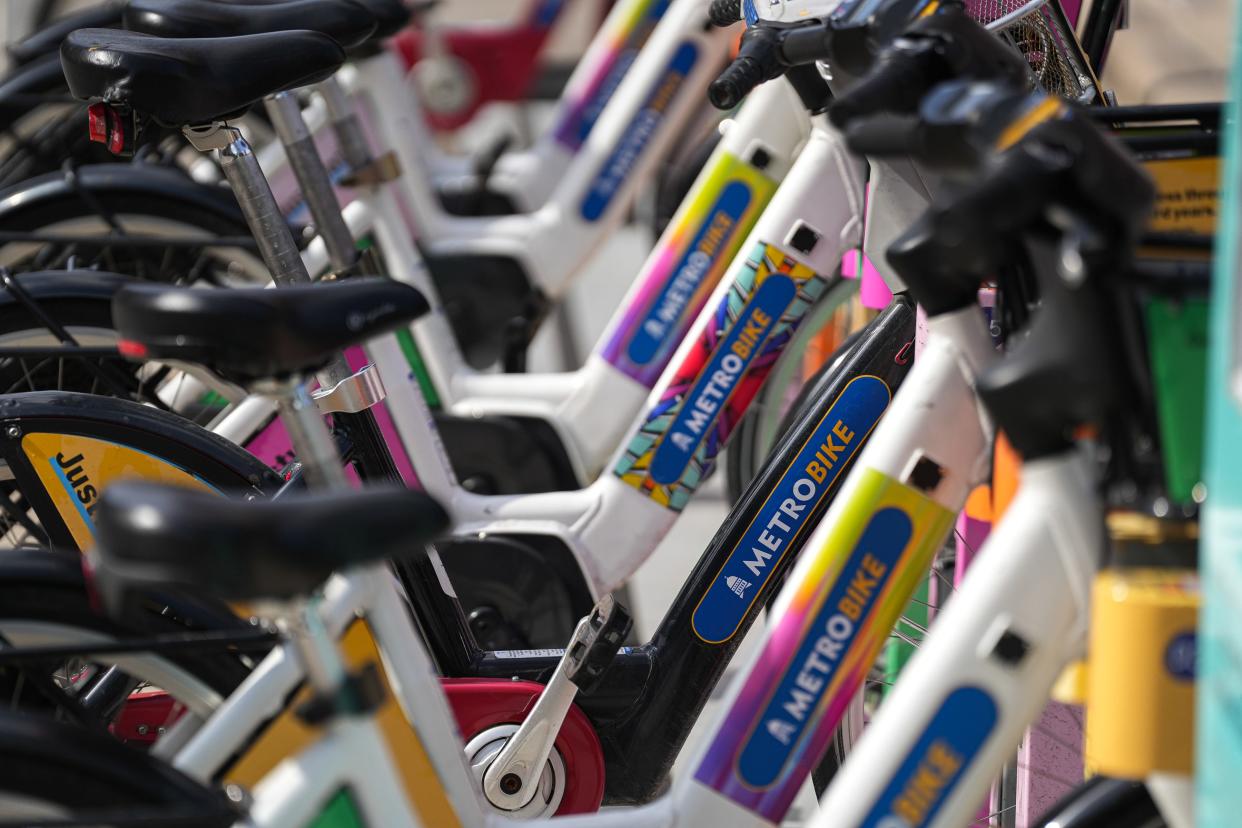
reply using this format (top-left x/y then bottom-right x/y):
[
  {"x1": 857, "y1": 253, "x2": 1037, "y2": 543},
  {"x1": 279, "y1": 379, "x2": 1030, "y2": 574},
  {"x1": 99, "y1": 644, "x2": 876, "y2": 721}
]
[
  {"x1": 811, "y1": 448, "x2": 1108, "y2": 828},
  {"x1": 166, "y1": 241, "x2": 909, "y2": 814},
  {"x1": 168, "y1": 300, "x2": 998, "y2": 828},
  {"x1": 295, "y1": 76, "x2": 809, "y2": 481},
  {"x1": 210, "y1": 105, "x2": 862, "y2": 603},
  {"x1": 258, "y1": 0, "x2": 729, "y2": 296}
]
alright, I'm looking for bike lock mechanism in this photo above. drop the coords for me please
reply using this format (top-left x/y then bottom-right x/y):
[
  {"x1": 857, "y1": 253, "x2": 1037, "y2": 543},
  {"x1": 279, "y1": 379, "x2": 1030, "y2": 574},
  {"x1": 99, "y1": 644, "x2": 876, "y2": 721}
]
[
  {"x1": 478, "y1": 596, "x2": 631, "y2": 814},
  {"x1": 860, "y1": 81, "x2": 1155, "y2": 454},
  {"x1": 827, "y1": 1, "x2": 1035, "y2": 127}
]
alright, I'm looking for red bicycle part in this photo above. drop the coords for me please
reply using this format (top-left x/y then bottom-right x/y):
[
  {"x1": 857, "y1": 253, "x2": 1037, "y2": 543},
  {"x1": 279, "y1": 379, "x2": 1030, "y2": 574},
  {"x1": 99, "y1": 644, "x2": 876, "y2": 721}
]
[
  {"x1": 110, "y1": 691, "x2": 184, "y2": 745},
  {"x1": 117, "y1": 677, "x2": 606, "y2": 814},
  {"x1": 392, "y1": 28, "x2": 554, "y2": 131},
  {"x1": 443, "y1": 677, "x2": 606, "y2": 815}
]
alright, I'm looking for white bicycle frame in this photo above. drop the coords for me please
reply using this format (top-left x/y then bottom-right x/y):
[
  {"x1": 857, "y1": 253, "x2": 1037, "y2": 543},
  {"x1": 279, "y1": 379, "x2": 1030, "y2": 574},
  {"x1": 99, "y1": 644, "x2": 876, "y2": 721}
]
[
  {"x1": 258, "y1": 0, "x2": 728, "y2": 307},
  {"x1": 209, "y1": 95, "x2": 861, "y2": 600},
  {"x1": 165, "y1": 303, "x2": 1000, "y2": 828},
  {"x1": 319, "y1": 75, "x2": 811, "y2": 481},
  {"x1": 258, "y1": 0, "x2": 690, "y2": 212},
  {"x1": 810, "y1": 448, "x2": 1110, "y2": 828}
]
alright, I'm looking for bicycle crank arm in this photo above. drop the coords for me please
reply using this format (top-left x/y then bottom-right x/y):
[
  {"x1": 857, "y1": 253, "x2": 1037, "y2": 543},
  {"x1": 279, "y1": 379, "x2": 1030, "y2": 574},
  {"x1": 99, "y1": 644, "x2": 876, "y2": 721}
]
[{"x1": 478, "y1": 596, "x2": 631, "y2": 811}]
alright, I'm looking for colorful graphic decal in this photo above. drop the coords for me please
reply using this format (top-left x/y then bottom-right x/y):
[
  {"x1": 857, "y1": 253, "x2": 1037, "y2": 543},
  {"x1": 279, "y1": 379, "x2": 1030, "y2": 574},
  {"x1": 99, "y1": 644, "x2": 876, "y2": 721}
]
[
  {"x1": 860, "y1": 687, "x2": 998, "y2": 828},
  {"x1": 22, "y1": 432, "x2": 221, "y2": 550},
  {"x1": 692, "y1": 376, "x2": 891, "y2": 643},
  {"x1": 554, "y1": 0, "x2": 671, "y2": 151},
  {"x1": 694, "y1": 468, "x2": 957, "y2": 820},
  {"x1": 601, "y1": 152, "x2": 779, "y2": 386},
  {"x1": 614, "y1": 242, "x2": 830, "y2": 511},
  {"x1": 580, "y1": 41, "x2": 698, "y2": 221}
]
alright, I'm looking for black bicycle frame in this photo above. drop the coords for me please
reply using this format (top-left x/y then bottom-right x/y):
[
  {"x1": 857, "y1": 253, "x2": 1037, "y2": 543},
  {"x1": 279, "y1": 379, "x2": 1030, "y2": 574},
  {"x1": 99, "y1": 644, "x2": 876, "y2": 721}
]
[{"x1": 386, "y1": 294, "x2": 918, "y2": 804}]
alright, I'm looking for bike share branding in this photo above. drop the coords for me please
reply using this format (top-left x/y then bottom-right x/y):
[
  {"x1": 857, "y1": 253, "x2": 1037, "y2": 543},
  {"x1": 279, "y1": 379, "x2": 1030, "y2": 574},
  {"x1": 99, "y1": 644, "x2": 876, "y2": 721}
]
[
  {"x1": 859, "y1": 687, "x2": 998, "y2": 828},
  {"x1": 614, "y1": 242, "x2": 830, "y2": 511},
  {"x1": 694, "y1": 469, "x2": 957, "y2": 820},
  {"x1": 580, "y1": 41, "x2": 699, "y2": 221},
  {"x1": 554, "y1": 0, "x2": 672, "y2": 151},
  {"x1": 21, "y1": 432, "x2": 220, "y2": 549},
  {"x1": 692, "y1": 377, "x2": 891, "y2": 643},
  {"x1": 603, "y1": 153, "x2": 778, "y2": 387}
]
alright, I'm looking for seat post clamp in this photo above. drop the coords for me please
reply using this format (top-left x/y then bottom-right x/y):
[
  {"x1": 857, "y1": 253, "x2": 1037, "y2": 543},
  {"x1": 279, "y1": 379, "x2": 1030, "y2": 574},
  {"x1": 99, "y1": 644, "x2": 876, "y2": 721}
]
[
  {"x1": 312, "y1": 362, "x2": 387, "y2": 414},
  {"x1": 181, "y1": 122, "x2": 244, "y2": 153}
]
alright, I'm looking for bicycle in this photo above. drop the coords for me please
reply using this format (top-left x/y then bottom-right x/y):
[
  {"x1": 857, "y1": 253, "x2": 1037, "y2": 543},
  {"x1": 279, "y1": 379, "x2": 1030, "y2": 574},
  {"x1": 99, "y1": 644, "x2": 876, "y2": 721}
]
[
  {"x1": 0, "y1": 31, "x2": 1164, "y2": 828},
  {"x1": 0, "y1": 0, "x2": 1107, "y2": 819}
]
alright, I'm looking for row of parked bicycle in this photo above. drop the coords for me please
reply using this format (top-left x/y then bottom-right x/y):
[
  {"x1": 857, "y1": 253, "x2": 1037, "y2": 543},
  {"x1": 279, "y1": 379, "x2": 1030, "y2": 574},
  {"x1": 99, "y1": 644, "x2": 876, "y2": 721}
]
[{"x1": 0, "y1": 0, "x2": 1217, "y2": 826}]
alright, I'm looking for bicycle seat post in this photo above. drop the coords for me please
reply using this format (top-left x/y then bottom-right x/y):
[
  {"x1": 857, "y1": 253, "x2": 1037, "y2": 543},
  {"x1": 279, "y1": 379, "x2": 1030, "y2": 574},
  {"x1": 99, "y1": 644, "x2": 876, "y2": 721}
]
[
  {"x1": 315, "y1": 77, "x2": 376, "y2": 174},
  {"x1": 265, "y1": 90, "x2": 361, "y2": 277},
  {"x1": 262, "y1": 376, "x2": 353, "y2": 491},
  {"x1": 182, "y1": 121, "x2": 355, "y2": 387}
]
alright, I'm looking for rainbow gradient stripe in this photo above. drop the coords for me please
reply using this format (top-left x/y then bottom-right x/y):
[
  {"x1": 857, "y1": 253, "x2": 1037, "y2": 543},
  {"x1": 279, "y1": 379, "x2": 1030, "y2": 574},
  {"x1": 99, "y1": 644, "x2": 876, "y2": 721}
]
[
  {"x1": 553, "y1": 0, "x2": 672, "y2": 151},
  {"x1": 613, "y1": 242, "x2": 830, "y2": 511},
  {"x1": 694, "y1": 468, "x2": 957, "y2": 821},
  {"x1": 601, "y1": 152, "x2": 779, "y2": 386}
]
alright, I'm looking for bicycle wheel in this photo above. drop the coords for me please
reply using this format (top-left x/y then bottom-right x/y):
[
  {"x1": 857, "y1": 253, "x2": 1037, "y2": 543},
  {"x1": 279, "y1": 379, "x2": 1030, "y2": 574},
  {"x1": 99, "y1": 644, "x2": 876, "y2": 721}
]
[
  {"x1": 0, "y1": 549, "x2": 252, "y2": 751},
  {"x1": 0, "y1": 278, "x2": 238, "y2": 424},
  {"x1": 0, "y1": 166, "x2": 268, "y2": 285},
  {"x1": 725, "y1": 273, "x2": 861, "y2": 503},
  {"x1": 0, "y1": 390, "x2": 279, "y2": 550},
  {"x1": 0, "y1": 710, "x2": 234, "y2": 825}
]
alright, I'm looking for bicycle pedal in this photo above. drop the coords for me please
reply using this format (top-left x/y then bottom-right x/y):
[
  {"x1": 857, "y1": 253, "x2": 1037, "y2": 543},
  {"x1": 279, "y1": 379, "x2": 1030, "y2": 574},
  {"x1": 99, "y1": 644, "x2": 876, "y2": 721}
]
[{"x1": 564, "y1": 595, "x2": 632, "y2": 694}]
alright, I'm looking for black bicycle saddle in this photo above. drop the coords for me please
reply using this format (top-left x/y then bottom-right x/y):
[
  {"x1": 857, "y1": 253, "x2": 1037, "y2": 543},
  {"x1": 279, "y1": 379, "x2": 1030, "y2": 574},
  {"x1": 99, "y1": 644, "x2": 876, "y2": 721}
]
[
  {"x1": 91, "y1": 481, "x2": 449, "y2": 605},
  {"x1": 112, "y1": 278, "x2": 429, "y2": 381},
  {"x1": 61, "y1": 28, "x2": 344, "y2": 125},
  {"x1": 124, "y1": 0, "x2": 377, "y2": 50}
]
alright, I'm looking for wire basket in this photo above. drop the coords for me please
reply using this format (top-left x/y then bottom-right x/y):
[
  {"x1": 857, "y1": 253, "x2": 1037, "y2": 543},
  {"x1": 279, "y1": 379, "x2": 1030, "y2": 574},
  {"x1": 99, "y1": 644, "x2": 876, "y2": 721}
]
[{"x1": 966, "y1": 0, "x2": 1102, "y2": 103}]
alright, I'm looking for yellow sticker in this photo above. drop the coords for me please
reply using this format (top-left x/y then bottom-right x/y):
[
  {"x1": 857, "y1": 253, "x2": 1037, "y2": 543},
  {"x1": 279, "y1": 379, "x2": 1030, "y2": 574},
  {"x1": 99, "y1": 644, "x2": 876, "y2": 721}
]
[
  {"x1": 21, "y1": 432, "x2": 219, "y2": 550},
  {"x1": 1144, "y1": 155, "x2": 1220, "y2": 235}
]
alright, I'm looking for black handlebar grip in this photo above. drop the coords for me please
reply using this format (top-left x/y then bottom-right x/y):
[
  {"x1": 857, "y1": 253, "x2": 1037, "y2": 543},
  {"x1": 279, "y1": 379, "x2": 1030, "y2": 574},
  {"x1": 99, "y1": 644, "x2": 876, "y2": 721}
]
[
  {"x1": 708, "y1": 0, "x2": 742, "y2": 27},
  {"x1": 709, "y1": 57, "x2": 765, "y2": 109},
  {"x1": 843, "y1": 114, "x2": 923, "y2": 157},
  {"x1": 779, "y1": 24, "x2": 835, "y2": 65}
]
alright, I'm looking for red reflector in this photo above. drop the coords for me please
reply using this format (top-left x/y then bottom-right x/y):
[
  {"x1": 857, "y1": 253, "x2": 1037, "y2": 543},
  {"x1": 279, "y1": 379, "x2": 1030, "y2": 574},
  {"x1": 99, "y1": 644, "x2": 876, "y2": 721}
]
[
  {"x1": 117, "y1": 339, "x2": 148, "y2": 358},
  {"x1": 106, "y1": 108, "x2": 125, "y2": 155},
  {"x1": 87, "y1": 103, "x2": 108, "y2": 144},
  {"x1": 80, "y1": 554, "x2": 102, "y2": 614}
]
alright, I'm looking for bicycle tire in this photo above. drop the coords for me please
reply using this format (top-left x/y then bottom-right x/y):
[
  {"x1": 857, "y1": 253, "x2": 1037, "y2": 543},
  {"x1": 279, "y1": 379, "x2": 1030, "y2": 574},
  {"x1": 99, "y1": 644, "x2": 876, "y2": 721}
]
[
  {"x1": 0, "y1": 166, "x2": 268, "y2": 286},
  {"x1": 0, "y1": 549, "x2": 252, "y2": 734},
  {"x1": 0, "y1": 710, "x2": 233, "y2": 825}
]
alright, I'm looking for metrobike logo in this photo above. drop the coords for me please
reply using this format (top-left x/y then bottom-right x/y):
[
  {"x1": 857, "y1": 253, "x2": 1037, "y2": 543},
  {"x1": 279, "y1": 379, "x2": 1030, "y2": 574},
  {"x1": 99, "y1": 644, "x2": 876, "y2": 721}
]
[
  {"x1": 860, "y1": 687, "x2": 997, "y2": 828},
  {"x1": 553, "y1": 0, "x2": 672, "y2": 150},
  {"x1": 627, "y1": 181, "x2": 753, "y2": 366},
  {"x1": 648, "y1": 275, "x2": 789, "y2": 483},
  {"x1": 601, "y1": 152, "x2": 779, "y2": 388},
  {"x1": 614, "y1": 242, "x2": 830, "y2": 511},
  {"x1": 735, "y1": 506, "x2": 912, "y2": 788},
  {"x1": 692, "y1": 469, "x2": 958, "y2": 822},
  {"x1": 692, "y1": 376, "x2": 891, "y2": 643},
  {"x1": 580, "y1": 41, "x2": 699, "y2": 221}
]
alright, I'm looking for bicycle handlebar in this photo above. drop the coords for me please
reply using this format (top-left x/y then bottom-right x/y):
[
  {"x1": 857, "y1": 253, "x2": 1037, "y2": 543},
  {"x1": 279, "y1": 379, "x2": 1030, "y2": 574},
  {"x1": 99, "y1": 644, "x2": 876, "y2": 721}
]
[
  {"x1": 708, "y1": 0, "x2": 742, "y2": 27},
  {"x1": 707, "y1": 22, "x2": 835, "y2": 109},
  {"x1": 829, "y1": 3, "x2": 1031, "y2": 127}
]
